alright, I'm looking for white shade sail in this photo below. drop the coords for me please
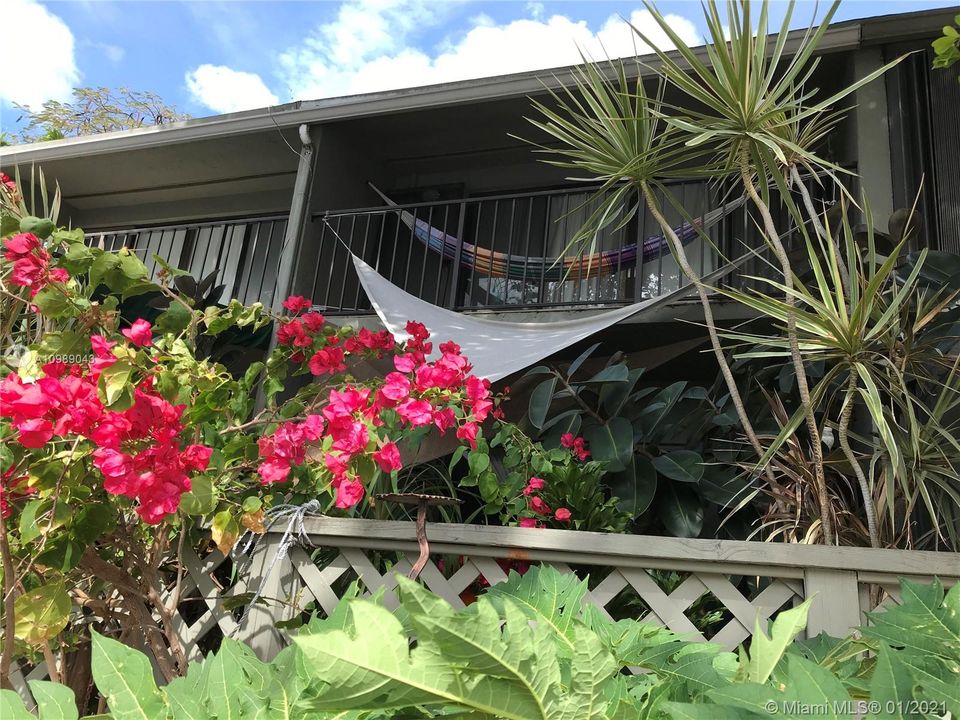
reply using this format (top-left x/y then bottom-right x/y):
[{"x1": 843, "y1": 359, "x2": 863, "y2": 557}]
[{"x1": 351, "y1": 253, "x2": 747, "y2": 382}]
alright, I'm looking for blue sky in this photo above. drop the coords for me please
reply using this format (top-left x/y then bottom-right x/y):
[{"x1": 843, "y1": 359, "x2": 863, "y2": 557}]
[{"x1": 2, "y1": 0, "x2": 955, "y2": 131}]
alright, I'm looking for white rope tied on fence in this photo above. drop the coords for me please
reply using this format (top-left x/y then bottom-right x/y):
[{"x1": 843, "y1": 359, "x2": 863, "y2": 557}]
[{"x1": 232, "y1": 499, "x2": 324, "y2": 634}]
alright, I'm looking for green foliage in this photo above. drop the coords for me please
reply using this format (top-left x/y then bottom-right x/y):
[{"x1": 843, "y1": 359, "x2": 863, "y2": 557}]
[
  {"x1": 3, "y1": 570, "x2": 957, "y2": 719},
  {"x1": 932, "y1": 15, "x2": 960, "y2": 78},
  {"x1": 720, "y1": 202, "x2": 960, "y2": 549},
  {"x1": 464, "y1": 422, "x2": 630, "y2": 532},
  {"x1": 520, "y1": 349, "x2": 752, "y2": 538},
  {"x1": 15, "y1": 87, "x2": 189, "y2": 143}
]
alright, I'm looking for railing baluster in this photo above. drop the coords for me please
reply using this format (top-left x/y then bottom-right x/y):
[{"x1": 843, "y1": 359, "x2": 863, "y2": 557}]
[
  {"x1": 310, "y1": 221, "x2": 327, "y2": 305},
  {"x1": 447, "y1": 202, "x2": 468, "y2": 309},
  {"x1": 418, "y1": 206, "x2": 434, "y2": 301},
  {"x1": 539, "y1": 196, "x2": 550, "y2": 305},
  {"x1": 521, "y1": 196, "x2": 534, "y2": 304},
  {"x1": 436, "y1": 205, "x2": 449, "y2": 307}
]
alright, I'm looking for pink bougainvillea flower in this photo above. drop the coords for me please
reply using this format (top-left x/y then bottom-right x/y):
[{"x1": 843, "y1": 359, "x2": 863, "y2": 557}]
[
  {"x1": 335, "y1": 477, "x2": 365, "y2": 508},
  {"x1": 560, "y1": 433, "x2": 575, "y2": 448},
  {"x1": 373, "y1": 441, "x2": 402, "y2": 473},
  {"x1": 405, "y1": 321, "x2": 430, "y2": 343},
  {"x1": 530, "y1": 495, "x2": 551, "y2": 516},
  {"x1": 554, "y1": 508, "x2": 572, "y2": 522},
  {"x1": 433, "y1": 407, "x2": 456, "y2": 434},
  {"x1": 122, "y1": 319, "x2": 154, "y2": 347},
  {"x1": 455, "y1": 421, "x2": 479, "y2": 449},
  {"x1": 396, "y1": 398, "x2": 433, "y2": 427},
  {"x1": 308, "y1": 347, "x2": 346, "y2": 376},
  {"x1": 182, "y1": 444, "x2": 213, "y2": 472},
  {"x1": 301, "y1": 414, "x2": 325, "y2": 441},
  {"x1": 90, "y1": 335, "x2": 117, "y2": 358},
  {"x1": 15, "y1": 417, "x2": 54, "y2": 448},
  {"x1": 3, "y1": 233, "x2": 41, "y2": 258},
  {"x1": 328, "y1": 418, "x2": 369, "y2": 455},
  {"x1": 379, "y1": 371, "x2": 411, "y2": 404},
  {"x1": 519, "y1": 517, "x2": 539, "y2": 529},
  {"x1": 282, "y1": 295, "x2": 313, "y2": 313},
  {"x1": 302, "y1": 312, "x2": 326, "y2": 332},
  {"x1": 258, "y1": 458, "x2": 291, "y2": 485},
  {"x1": 48, "y1": 268, "x2": 70, "y2": 284}
]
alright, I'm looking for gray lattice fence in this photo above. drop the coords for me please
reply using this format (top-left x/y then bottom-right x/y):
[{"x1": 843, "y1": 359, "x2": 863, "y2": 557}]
[
  {"x1": 199, "y1": 518, "x2": 960, "y2": 658},
  {"x1": 12, "y1": 518, "x2": 960, "y2": 705}
]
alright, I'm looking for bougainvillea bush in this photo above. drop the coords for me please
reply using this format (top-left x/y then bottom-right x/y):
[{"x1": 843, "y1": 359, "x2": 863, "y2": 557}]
[{"x1": 0, "y1": 173, "x2": 622, "y2": 700}]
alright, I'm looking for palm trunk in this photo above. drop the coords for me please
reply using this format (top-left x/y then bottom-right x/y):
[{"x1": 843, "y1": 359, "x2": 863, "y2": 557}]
[
  {"x1": 839, "y1": 367, "x2": 880, "y2": 548},
  {"x1": 741, "y1": 165, "x2": 836, "y2": 545},
  {"x1": 641, "y1": 183, "x2": 776, "y2": 486}
]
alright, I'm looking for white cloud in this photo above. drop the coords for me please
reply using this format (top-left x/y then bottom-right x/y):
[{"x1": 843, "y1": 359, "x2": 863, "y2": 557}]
[
  {"x1": 87, "y1": 40, "x2": 125, "y2": 63},
  {"x1": 278, "y1": 2, "x2": 700, "y2": 101},
  {"x1": 185, "y1": 64, "x2": 280, "y2": 114},
  {"x1": 1, "y1": 0, "x2": 79, "y2": 108}
]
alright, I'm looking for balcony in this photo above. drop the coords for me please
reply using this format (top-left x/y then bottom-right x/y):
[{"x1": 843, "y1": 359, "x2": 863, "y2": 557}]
[
  {"x1": 85, "y1": 173, "x2": 852, "y2": 316},
  {"x1": 88, "y1": 215, "x2": 289, "y2": 307}
]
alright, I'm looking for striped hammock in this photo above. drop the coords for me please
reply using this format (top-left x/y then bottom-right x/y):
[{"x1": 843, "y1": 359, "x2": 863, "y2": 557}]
[{"x1": 370, "y1": 185, "x2": 745, "y2": 282}]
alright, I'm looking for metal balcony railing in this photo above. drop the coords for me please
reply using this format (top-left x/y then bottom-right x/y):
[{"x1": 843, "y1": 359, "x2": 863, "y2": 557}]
[
  {"x1": 86, "y1": 215, "x2": 288, "y2": 307},
  {"x1": 306, "y1": 174, "x2": 853, "y2": 315}
]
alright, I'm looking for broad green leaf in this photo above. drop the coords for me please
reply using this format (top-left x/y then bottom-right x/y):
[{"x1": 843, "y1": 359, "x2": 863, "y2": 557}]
[
  {"x1": 584, "y1": 417, "x2": 633, "y2": 472},
  {"x1": 608, "y1": 455, "x2": 657, "y2": 518},
  {"x1": 567, "y1": 342, "x2": 601, "y2": 378},
  {"x1": 582, "y1": 364, "x2": 629, "y2": 384},
  {"x1": 0, "y1": 690, "x2": 35, "y2": 720},
  {"x1": 867, "y1": 647, "x2": 916, "y2": 720},
  {"x1": 14, "y1": 583, "x2": 71, "y2": 645},
  {"x1": 295, "y1": 598, "x2": 506, "y2": 715},
  {"x1": 863, "y1": 578, "x2": 959, "y2": 660},
  {"x1": 467, "y1": 450, "x2": 490, "y2": 476},
  {"x1": 529, "y1": 377, "x2": 558, "y2": 430},
  {"x1": 30, "y1": 680, "x2": 79, "y2": 720},
  {"x1": 180, "y1": 475, "x2": 218, "y2": 516},
  {"x1": 98, "y1": 360, "x2": 135, "y2": 409},
  {"x1": 201, "y1": 642, "x2": 246, "y2": 720},
  {"x1": 745, "y1": 598, "x2": 812, "y2": 684},
  {"x1": 659, "y1": 484, "x2": 703, "y2": 538},
  {"x1": 653, "y1": 450, "x2": 704, "y2": 483},
  {"x1": 664, "y1": 703, "x2": 758, "y2": 720},
  {"x1": 156, "y1": 300, "x2": 194, "y2": 335},
  {"x1": 553, "y1": 623, "x2": 618, "y2": 719},
  {"x1": 91, "y1": 630, "x2": 168, "y2": 720},
  {"x1": 600, "y1": 367, "x2": 644, "y2": 416},
  {"x1": 163, "y1": 668, "x2": 206, "y2": 719},
  {"x1": 399, "y1": 578, "x2": 563, "y2": 719},
  {"x1": 485, "y1": 565, "x2": 588, "y2": 653},
  {"x1": 31, "y1": 287, "x2": 72, "y2": 318},
  {"x1": 894, "y1": 654, "x2": 960, "y2": 715}
]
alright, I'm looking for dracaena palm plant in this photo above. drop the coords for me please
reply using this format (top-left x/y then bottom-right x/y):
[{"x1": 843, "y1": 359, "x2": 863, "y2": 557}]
[
  {"x1": 521, "y1": 59, "x2": 776, "y2": 485},
  {"x1": 718, "y1": 201, "x2": 956, "y2": 548},
  {"x1": 625, "y1": 0, "x2": 904, "y2": 544}
]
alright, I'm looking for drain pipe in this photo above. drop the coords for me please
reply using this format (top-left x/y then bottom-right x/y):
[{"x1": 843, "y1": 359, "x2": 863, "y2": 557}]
[
  {"x1": 273, "y1": 123, "x2": 320, "y2": 309},
  {"x1": 256, "y1": 124, "x2": 320, "y2": 410}
]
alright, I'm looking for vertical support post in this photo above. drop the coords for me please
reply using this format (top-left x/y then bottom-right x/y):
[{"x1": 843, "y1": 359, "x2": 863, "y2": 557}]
[
  {"x1": 803, "y1": 568, "x2": 863, "y2": 638},
  {"x1": 237, "y1": 534, "x2": 290, "y2": 660},
  {"x1": 272, "y1": 124, "x2": 321, "y2": 310},
  {"x1": 447, "y1": 201, "x2": 467, "y2": 309}
]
